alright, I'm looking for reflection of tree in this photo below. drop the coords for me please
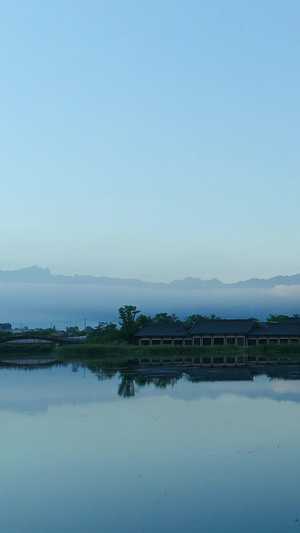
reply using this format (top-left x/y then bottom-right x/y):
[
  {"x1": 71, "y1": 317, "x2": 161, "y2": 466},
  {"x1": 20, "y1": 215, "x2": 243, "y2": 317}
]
[
  {"x1": 71, "y1": 361, "x2": 300, "y2": 398},
  {"x1": 94, "y1": 371, "x2": 113, "y2": 381},
  {"x1": 134, "y1": 375, "x2": 180, "y2": 389},
  {"x1": 86, "y1": 361, "x2": 185, "y2": 395},
  {"x1": 118, "y1": 378, "x2": 135, "y2": 397},
  {"x1": 85, "y1": 361, "x2": 116, "y2": 380},
  {"x1": 118, "y1": 370, "x2": 180, "y2": 395},
  {"x1": 152, "y1": 377, "x2": 179, "y2": 388}
]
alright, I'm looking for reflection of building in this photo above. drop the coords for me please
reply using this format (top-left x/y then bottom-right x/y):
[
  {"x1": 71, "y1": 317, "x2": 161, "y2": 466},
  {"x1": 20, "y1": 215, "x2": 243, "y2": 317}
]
[{"x1": 135, "y1": 319, "x2": 300, "y2": 347}]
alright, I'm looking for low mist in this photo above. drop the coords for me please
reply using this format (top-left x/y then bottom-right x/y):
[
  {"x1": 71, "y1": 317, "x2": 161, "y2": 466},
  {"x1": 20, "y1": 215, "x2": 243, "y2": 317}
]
[{"x1": 1, "y1": 283, "x2": 300, "y2": 329}]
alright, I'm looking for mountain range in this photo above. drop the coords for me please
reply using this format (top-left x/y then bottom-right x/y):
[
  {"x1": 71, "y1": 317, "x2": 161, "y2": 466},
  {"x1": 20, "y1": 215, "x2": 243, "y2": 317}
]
[{"x1": 1, "y1": 266, "x2": 300, "y2": 290}]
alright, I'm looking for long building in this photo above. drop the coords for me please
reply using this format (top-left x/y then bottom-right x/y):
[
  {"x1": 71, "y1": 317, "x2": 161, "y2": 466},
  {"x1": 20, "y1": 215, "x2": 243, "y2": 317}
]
[{"x1": 134, "y1": 318, "x2": 300, "y2": 346}]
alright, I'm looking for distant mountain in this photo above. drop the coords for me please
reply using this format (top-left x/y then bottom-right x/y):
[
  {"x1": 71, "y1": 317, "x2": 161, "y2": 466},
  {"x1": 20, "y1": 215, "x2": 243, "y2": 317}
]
[
  {"x1": 0, "y1": 266, "x2": 300, "y2": 290},
  {"x1": 169, "y1": 277, "x2": 224, "y2": 290},
  {"x1": 232, "y1": 274, "x2": 300, "y2": 289},
  {"x1": 0, "y1": 266, "x2": 159, "y2": 288},
  {"x1": 0, "y1": 266, "x2": 54, "y2": 283}
]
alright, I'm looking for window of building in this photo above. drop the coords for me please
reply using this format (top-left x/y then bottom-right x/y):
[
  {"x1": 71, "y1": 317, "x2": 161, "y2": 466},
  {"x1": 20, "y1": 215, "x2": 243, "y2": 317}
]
[
  {"x1": 226, "y1": 337, "x2": 235, "y2": 345},
  {"x1": 237, "y1": 337, "x2": 245, "y2": 346},
  {"x1": 214, "y1": 337, "x2": 224, "y2": 346},
  {"x1": 174, "y1": 339, "x2": 183, "y2": 346},
  {"x1": 247, "y1": 339, "x2": 256, "y2": 346},
  {"x1": 227, "y1": 356, "x2": 235, "y2": 364},
  {"x1": 141, "y1": 340, "x2": 150, "y2": 345},
  {"x1": 184, "y1": 339, "x2": 192, "y2": 346},
  {"x1": 214, "y1": 357, "x2": 224, "y2": 364},
  {"x1": 152, "y1": 339, "x2": 161, "y2": 345},
  {"x1": 193, "y1": 337, "x2": 200, "y2": 345},
  {"x1": 291, "y1": 338, "x2": 299, "y2": 344},
  {"x1": 280, "y1": 338, "x2": 288, "y2": 344},
  {"x1": 162, "y1": 339, "x2": 172, "y2": 345},
  {"x1": 203, "y1": 337, "x2": 211, "y2": 346},
  {"x1": 258, "y1": 339, "x2": 267, "y2": 345},
  {"x1": 269, "y1": 338, "x2": 278, "y2": 344}
]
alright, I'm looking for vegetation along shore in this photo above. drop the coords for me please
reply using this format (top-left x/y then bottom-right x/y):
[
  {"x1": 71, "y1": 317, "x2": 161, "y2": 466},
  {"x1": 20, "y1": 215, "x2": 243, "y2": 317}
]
[{"x1": 1, "y1": 306, "x2": 300, "y2": 366}]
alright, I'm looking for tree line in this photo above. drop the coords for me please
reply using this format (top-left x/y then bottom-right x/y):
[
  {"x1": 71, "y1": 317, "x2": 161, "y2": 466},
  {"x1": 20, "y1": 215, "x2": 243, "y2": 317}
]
[
  {"x1": 85, "y1": 306, "x2": 223, "y2": 344},
  {"x1": 1, "y1": 311, "x2": 299, "y2": 344},
  {"x1": 87, "y1": 305, "x2": 300, "y2": 343},
  {"x1": 86, "y1": 307, "x2": 300, "y2": 344}
]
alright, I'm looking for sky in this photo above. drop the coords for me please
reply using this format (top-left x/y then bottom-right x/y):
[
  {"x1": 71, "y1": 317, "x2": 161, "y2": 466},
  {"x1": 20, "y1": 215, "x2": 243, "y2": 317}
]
[{"x1": 1, "y1": 0, "x2": 300, "y2": 283}]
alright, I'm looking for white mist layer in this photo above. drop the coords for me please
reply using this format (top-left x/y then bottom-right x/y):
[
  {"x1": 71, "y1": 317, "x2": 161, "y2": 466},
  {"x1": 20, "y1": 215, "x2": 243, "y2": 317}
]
[{"x1": 1, "y1": 283, "x2": 300, "y2": 329}]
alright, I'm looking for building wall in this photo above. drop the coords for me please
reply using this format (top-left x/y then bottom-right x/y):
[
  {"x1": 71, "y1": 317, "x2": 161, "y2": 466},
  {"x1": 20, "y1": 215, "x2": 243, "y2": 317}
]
[
  {"x1": 138, "y1": 334, "x2": 300, "y2": 347},
  {"x1": 138, "y1": 335, "x2": 246, "y2": 346},
  {"x1": 247, "y1": 337, "x2": 300, "y2": 346}
]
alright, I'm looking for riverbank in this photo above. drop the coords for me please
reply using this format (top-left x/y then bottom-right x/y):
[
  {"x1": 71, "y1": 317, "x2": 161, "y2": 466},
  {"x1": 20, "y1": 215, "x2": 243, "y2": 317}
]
[
  {"x1": 54, "y1": 342, "x2": 300, "y2": 361},
  {"x1": 2, "y1": 342, "x2": 300, "y2": 367}
]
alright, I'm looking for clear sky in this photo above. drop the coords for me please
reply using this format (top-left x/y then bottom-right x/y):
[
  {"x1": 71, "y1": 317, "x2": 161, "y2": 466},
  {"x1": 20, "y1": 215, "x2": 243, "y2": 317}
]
[{"x1": 1, "y1": 0, "x2": 300, "y2": 282}]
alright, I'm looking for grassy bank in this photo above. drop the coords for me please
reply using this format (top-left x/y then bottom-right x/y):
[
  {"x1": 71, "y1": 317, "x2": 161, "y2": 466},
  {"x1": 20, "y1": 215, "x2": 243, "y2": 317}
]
[
  {"x1": 2, "y1": 342, "x2": 300, "y2": 365},
  {"x1": 53, "y1": 342, "x2": 138, "y2": 365},
  {"x1": 0, "y1": 343, "x2": 55, "y2": 357},
  {"x1": 54, "y1": 342, "x2": 300, "y2": 361}
]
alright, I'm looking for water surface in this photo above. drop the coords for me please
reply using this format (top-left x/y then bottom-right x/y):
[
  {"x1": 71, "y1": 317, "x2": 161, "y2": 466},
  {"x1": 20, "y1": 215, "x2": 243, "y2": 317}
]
[{"x1": 1, "y1": 363, "x2": 300, "y2": 532}]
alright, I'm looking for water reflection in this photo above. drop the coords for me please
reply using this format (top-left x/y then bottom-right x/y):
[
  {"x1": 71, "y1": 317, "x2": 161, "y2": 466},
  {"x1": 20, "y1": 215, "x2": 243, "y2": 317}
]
[
  {"x1": 118, "y1": 375, "x2": 135, "y2": 397},
  {"x1": 3, "y1": 359, "x2": 300, "y2": 404},
  {"x1": 1, "y1": 362, "x2": 300, "y2": 532},
  {"x1": 88, "y1": 361, "x2": 300, "y2": 401}
]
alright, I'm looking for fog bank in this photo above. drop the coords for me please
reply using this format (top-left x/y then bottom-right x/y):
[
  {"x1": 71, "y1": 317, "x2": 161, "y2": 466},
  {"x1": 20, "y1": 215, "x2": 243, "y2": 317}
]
[{"x1": 1, "y1": 283, "x2": 300, "y2": 329}]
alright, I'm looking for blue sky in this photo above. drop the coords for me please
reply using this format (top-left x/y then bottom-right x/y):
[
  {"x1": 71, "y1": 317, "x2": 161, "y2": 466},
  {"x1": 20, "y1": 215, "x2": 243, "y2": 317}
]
[{"x1": 2, "y1": 0, "x2": 300, "y2": 282}]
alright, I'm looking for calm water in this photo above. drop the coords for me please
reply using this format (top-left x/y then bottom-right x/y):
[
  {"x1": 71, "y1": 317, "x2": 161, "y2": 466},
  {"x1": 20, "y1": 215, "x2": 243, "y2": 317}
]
[{"x1": 1, "y1": 362, "x2": 300, "y2": 532}]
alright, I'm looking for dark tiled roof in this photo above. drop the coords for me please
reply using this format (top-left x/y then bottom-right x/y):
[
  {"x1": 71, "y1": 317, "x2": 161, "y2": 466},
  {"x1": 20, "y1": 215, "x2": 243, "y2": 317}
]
[
  {"x1": 250, "y1": 322, "x2": 300, "y2": 337},
  {"x1": 135, "y1": 319, "x2": 300, "y2": 339},
  {"x1": 284, "y1": 317, "x2": 300, "y2": 324},
  {"x1": 189, "y1": 319, "x2": 255, "y2": 336},
  {"x1": 135, "y1": 324, "x2": 190, "y2": 338}
]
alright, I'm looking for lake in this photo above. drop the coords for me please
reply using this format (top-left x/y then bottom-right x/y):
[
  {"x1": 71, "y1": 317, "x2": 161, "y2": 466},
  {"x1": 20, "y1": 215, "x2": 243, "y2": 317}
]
[{"x1": 1, "y1": 361, "x2": 300, "y2": 532}]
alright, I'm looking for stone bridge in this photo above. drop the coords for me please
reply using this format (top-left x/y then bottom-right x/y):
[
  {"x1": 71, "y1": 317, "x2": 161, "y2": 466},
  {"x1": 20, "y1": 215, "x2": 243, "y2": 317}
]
[{"x1": 0, "y1": 335, "x2": 85, "y2": 345}]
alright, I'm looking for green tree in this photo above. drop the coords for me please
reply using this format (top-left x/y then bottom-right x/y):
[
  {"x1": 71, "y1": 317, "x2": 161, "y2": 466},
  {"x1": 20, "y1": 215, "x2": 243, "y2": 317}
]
[
  {"x1": 135, "y1": 314, "x2": 153, "y2": 328},
  {"x1": 0, "y1": 323, "x2": 12, "y2": 332},
  {"x1": 183, "y1": 314, "x2": 221, "y2": 326},
  {"x1": 86, "y1": 322, "x2": 120, "y2": 343},
  {"x1": 119, "y1": 305, "x2": 140, "y2": 342},
  {"x1": 267, "y1": 314, "x2": 288, "y2": 323},
  {"x1": 66, "y1": 326, "x2": 80, "y2": 336},
  {"x1": 184, "y1": 314, "x2": 208, "y2": 326},
  {"x1": 152, "y1": 313, "x2": 180, "y2": 324}
]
